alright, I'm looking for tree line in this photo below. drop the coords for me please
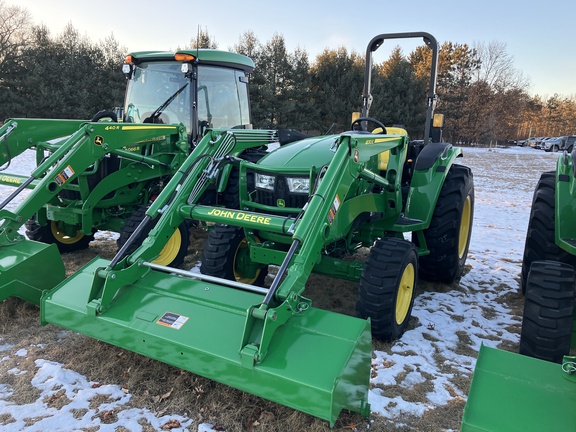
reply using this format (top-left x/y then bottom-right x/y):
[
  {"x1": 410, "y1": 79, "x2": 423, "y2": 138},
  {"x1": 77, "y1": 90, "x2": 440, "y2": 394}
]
[{"x1": 2, "y1": 2, "x2": 575, "y2": 145}]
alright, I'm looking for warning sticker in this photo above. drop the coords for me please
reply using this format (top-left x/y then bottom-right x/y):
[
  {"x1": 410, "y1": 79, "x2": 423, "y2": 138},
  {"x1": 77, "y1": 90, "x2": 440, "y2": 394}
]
[
  {"x1": 157, "y1": 312, "x2": 189, "y2": 330},
  {"x1": 327, "y1": 194, "x2": 341, "y2": 225},
  {"x1": 54, "y1": 165, "x2": 75, "y2": 186}
]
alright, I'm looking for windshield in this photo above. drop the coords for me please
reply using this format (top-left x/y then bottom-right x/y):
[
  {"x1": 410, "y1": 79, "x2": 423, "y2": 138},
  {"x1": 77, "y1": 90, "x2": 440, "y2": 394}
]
[
  {"x1": 124, "y1": 61, "x2": 191, "y2": 130},
  {"x1": 124, "y1": 61, "x2": 251, "y2": 136}
]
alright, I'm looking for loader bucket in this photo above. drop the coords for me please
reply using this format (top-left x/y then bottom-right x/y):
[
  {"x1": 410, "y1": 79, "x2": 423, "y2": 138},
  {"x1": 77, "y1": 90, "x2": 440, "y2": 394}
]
[
  {"x1": 462, "y1": 345, "x2": 576, "y2": 431},
  {"x1": 0, "y1": 241, "x2": 65, "y2": 304},
  {"x1": 41, "y1": 258, "x2": 372, "y2": 426}
]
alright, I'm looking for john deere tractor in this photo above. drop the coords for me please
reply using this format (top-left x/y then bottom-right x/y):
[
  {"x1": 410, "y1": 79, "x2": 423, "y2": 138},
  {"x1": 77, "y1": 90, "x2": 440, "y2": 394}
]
[
  {"x1": 462, "y1": 151, "x2": 576, "y2": 431},
  {"x1": 2, "y1": 32, "x2": 474, "y2": 426},
  {"x1": 0, "y1": 49, "x2": 274, "y2": 301}
]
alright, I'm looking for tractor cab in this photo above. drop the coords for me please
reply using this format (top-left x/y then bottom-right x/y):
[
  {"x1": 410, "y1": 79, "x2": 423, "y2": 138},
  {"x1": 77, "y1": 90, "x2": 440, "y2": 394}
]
[{"x1": 121, "y1": 50, "x2": 254, "y2": 144}]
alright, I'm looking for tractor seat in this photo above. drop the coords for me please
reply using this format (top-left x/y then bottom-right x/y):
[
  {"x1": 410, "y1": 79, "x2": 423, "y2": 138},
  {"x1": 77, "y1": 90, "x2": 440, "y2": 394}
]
[{"x1": 375, "y1": 127, "x2": 408, "y2": 171}]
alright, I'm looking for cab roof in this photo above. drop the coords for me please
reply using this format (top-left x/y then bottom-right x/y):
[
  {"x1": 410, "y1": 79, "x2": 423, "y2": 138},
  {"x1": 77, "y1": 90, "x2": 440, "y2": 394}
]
[{"x1": 127, "y1": 49, "x2": 255, "y2": 73}]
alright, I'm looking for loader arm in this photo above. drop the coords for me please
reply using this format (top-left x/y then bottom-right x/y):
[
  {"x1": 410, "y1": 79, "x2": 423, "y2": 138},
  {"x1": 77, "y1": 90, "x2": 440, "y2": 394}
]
[
  {"x1": 0, "y1": 122, "x2": 187, "y2": 304},
  {"x1": 0, "y1": 119, "x2": 87, "y2": 170},
  {"x1": 79, "y1": 129, "x2": 279, "y2": 313},
  {"x1": 229, "y1": 132, "x2": 408, "y2": 365},
  {"x1": 0, "y1": 123, "x2": 187, "y2": 241}
]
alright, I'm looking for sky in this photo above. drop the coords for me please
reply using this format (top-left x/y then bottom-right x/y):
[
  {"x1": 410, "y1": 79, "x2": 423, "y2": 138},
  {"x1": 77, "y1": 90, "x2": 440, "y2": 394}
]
[{"x1": 15, "y1": 0, "x2": 576, "y2": 97}]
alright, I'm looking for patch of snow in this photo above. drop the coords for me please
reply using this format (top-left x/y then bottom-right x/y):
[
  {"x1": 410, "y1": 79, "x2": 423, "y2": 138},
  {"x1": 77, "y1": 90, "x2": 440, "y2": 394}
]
[{"x1": 0, "y1": 359, "x2": 194, "y2": 432}]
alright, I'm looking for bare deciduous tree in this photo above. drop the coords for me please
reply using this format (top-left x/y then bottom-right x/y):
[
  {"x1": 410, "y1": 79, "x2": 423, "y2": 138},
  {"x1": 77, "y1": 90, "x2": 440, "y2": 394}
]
[
  {"x1": 0, "y1": 1, "x2": 31, "y2": 73},
  {"x1": 473, "y1": 40, "x2": 530, "y2": 92}
]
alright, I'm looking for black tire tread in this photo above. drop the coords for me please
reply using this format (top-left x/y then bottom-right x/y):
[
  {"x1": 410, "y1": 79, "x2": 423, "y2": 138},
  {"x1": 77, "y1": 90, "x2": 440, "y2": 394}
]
[
  {"x1": 417, "y1": 164, "x2": 474, "y2": 283},
  {"x1": 357, "y1": 237, "x2": 418, "y2": 341},
  {"x1": 519, "y1": 260, "x2": 576, "y2": 363},
  {"x1": 520, "y1": 171, "x2": 576, "y2": 294},
  {"x1": 200, "y1": 225, "x2": 268, "y2": 286}
]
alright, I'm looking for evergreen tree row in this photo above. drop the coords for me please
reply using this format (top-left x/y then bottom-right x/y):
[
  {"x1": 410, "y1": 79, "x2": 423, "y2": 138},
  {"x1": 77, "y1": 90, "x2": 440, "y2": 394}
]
[{"x1": 1, "y1": 3, "x2": 575, "y2": 145}]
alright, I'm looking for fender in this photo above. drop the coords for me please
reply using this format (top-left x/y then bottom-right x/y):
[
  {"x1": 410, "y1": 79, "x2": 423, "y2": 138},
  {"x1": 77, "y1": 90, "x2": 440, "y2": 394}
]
[
  {"x1": 556, "y1": 151, "x2": 576, "y2": 255},
  {"x1": 404, "y1": 143, "x2": 463, "y2": 227}
]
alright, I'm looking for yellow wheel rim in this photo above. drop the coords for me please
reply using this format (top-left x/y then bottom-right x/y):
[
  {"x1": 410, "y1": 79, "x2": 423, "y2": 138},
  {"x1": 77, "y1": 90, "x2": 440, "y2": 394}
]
[
  {"x1": 152, "y1": 228, "x2": 182, "y2": 266},
  {"x1": 458, "y1": 195, "x2": 472, "y2": 259},
  {"x1": 395, "y1": 263, "x2": 415, "y2": 325},
  {"x1": 50, "y1": 221, "x2": 85, "y2": 245},
  {"x1": 233, "y1": 238, "x2": 261, "y2": 284}
]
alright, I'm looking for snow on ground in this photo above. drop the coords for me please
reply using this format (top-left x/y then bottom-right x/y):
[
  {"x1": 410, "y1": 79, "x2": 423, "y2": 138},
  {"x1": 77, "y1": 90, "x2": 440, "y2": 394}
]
[
  {"x1": 368, "y1": 145, "x2": 558, "y2": 419},
  {"x1": 0, "y1": 144, "x2": 560, "y2": 430}
]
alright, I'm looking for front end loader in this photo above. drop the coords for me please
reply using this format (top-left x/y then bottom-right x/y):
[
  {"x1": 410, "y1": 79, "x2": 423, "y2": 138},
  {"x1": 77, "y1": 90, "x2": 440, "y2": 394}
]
[
  {"x1": 0, "y1": 49, "x2": 271, "y2": 302},
  {"x1": 6, "y1": 32, "x2": 474, "y2": 426},
  {"x1": 462, "y1": 150, "x2": 576, "y2": 431}
]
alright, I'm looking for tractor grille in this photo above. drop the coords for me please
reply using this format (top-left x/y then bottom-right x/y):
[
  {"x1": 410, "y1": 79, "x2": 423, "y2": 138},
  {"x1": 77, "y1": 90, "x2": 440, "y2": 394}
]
[{"x1": 248, "y1": 171, "x2": 309, "y2": 212}]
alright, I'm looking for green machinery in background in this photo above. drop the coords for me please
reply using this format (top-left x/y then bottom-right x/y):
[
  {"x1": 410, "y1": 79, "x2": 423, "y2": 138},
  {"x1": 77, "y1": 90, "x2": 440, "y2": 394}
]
[
  {"x1": 462, "y1": 150, "x2": 576, "y2": 431},
  {"x1": 0, "y1": 49, "x2": 273, "y2": 300},
  {"x1": 1, "y1": 32, "x2": 474, "y2": 426}
]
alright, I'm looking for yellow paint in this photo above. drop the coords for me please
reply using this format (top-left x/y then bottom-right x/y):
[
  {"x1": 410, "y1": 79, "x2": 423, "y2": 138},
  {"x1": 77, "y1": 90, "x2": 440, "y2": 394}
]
[
  {"x1": 0, "y1": 175, "x2": 22, "y2": 184},
  {"x1": 121, "y1": 125, "x2": 176, "y2": 131},
  {"x1": 207, "y1": 208, "x2": 271, "y2": 225}
]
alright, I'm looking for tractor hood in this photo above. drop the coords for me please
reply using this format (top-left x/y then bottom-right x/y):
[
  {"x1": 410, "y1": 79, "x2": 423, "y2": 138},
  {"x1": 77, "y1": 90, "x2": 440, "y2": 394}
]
[{"x1": 257, "y1": 135, "x2": 338, "y2": 171}]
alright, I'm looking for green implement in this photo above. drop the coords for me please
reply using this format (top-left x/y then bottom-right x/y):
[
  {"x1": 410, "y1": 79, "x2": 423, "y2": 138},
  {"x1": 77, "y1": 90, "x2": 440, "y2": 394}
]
[
  {"x1": 0, "y1": 241, "x2": 65, "y2": 303},
  {"x1": 462, "y1": 345, "x2": 576, "y2": 432},
  {"x1": 41, "y1": 257, "x2": 372, "y2": 425}
]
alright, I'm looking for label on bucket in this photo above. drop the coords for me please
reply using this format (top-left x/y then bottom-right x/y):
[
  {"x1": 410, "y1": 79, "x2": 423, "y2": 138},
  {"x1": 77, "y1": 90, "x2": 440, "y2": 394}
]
[{"x1": 157, "y1": 312, "x2": 189, "y2": 330}]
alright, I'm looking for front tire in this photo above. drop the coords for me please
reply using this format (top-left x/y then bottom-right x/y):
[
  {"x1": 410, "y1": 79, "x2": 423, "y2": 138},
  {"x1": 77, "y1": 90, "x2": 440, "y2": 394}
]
[
  {"x1": 519, "y1": 260, "x2": 575, "y2": 363},
  {"x1": 200, "y1": 225, "x2": 268, "y2": 286},
  {"x1": 357, "y1": 237, "x2": 419, "y2": 341},
  {"x1": 416, "y1": 164, "x2": 474, "y2": 283}
]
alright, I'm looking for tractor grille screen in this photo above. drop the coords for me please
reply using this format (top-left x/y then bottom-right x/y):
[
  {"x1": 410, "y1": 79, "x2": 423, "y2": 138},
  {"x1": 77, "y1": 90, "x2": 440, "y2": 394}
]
[{"x1": 248, "y1": 171, "x2": 308, "y2": 211}]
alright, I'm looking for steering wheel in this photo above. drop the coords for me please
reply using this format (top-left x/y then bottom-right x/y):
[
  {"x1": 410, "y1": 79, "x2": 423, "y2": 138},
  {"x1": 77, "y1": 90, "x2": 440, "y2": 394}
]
[
  {"x1": 91, "y1": 110, "x2": 118, "y2": 122},
  {"x1": 351, "y1": 116, "x2": 387, "y2": 134}
]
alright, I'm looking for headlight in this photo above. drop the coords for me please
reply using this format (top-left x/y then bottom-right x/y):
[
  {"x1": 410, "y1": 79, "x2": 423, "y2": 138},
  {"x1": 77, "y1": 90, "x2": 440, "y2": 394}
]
[
  {"x1": 255, "y1": 173, "x2": 275, "y2": 191},
  {"x1": 286, "y1": 177, "x2": 310, "y2": 194}
]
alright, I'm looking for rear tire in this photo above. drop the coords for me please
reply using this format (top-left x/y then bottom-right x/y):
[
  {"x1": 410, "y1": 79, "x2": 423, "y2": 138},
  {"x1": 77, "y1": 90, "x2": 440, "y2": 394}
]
[
  {"x1": 117, "y1": 206, "x2": 189, "y2": 267},
  {"x1": 25, "y1": 217, "x2": 93, "y2": 253},
  {"x1": 416, "y1": 164, "x2": 474, "y2": 283},
  {"x1": 520, "y1": 171, "x2": 576, "y2": 294},
  {"x1": 519, "y1": 260, "x2": 575, "y2": 363},
  {"x1": 200, "y1": 225, "x2": 268, "y2": 286},
  {"x1": 357, "y1": 237, "x2": 418, "y2": 341}
]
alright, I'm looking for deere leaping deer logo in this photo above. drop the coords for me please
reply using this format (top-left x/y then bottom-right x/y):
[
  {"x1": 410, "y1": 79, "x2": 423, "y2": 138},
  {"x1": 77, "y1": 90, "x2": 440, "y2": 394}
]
[{"x1": 94, "y1": 135, "x2": 104, "y2": 146}]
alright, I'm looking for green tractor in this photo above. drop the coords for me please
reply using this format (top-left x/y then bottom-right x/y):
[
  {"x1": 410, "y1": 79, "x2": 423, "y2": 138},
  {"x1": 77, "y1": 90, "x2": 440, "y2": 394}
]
[
  {"x1": 2, "y1": 32, "x2": 474, "y2": 426},
  {"x1": 462, "y1": 151, "x2": 576, "y2": 431},
  {"x1": 0, "y1": 49, "x2": 274, "y2": 302}
]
